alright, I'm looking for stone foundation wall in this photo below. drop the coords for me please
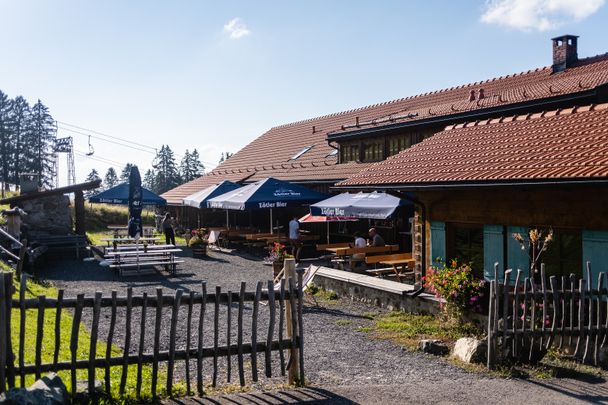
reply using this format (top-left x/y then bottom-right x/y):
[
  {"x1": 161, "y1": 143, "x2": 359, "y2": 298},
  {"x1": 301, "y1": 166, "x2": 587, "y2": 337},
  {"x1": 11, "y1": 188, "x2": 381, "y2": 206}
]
[
  {"x1": 312, "y1": 272, "x2": 441, "y2": 314},
  {"x1": 19, "y1": 195, "x2": 73, "y2": 236}
]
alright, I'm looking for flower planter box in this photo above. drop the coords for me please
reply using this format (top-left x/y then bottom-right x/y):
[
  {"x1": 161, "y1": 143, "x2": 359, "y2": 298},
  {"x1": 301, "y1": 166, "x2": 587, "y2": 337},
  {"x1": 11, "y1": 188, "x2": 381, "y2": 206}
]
[
  {"x1": 191, "y1": 245, "x2": 207, "y2": 258},
  {"x1": 273, "y1": 261, "x2": 283, "y2": 277}
]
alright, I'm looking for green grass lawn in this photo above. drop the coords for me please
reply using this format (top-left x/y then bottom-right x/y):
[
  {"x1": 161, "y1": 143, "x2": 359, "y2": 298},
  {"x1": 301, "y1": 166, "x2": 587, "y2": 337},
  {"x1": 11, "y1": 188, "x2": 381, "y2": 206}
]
[{"x1": 4, "y1": 263, "x2": 184, "y2": 402}]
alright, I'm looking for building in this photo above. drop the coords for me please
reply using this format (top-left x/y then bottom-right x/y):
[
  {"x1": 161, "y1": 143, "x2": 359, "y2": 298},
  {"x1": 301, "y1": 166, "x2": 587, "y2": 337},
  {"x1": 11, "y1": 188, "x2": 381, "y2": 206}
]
[{"x1": 162, "y1": 35, "x2": 608, "y2": 261}]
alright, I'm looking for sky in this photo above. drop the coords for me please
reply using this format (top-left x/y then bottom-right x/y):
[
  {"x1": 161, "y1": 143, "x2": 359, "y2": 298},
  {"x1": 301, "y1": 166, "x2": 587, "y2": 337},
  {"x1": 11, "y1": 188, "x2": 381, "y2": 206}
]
[{"x1": 1, "y1": 0, "x2": 607, "y2": 186}]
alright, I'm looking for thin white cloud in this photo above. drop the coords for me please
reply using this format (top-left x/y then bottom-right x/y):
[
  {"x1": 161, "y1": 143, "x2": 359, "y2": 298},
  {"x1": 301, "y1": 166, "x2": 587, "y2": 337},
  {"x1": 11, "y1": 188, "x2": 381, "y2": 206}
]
[
  {"x1": 480, "y1": 0, "x2": 605, "y2": 31},
  {"x1": 223, "y1": 17, "x2": 251, "y2": 39}
]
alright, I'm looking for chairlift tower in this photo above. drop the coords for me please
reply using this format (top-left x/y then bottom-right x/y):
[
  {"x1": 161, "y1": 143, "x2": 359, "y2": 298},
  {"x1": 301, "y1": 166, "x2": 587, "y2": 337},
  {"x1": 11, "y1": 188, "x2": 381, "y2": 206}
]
[{"x1": 54, "y1": 137, "x2": 76, "y2": 188}]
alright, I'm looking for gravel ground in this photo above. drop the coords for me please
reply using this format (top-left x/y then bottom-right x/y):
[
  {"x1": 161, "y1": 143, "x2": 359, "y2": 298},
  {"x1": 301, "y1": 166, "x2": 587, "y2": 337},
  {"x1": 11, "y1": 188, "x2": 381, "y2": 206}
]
[{"x1": 40, "y1": 249, "x2": 608, "y2": 404}]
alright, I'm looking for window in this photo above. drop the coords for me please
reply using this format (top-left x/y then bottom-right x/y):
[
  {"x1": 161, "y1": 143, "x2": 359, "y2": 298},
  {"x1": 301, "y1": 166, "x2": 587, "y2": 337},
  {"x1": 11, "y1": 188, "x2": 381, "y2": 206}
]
[
  {"x1": 289, "y1": 145, "x2": 313, "y2": 161},
  {"x1": 447, "y1": 224, "x2": 484, "y2": 278},
  {"x1": 541, "y1": 229, "x2": 582, "y2": 278},
  {"x1": 362, "y1": 141, "x2": 384, "y2": 162},
  {"x1": 340, "y1": 144, "x2": 359, "y2": 163},
  {"x1": 388, "y1": 135, "x2": 412, "y2": 156}
]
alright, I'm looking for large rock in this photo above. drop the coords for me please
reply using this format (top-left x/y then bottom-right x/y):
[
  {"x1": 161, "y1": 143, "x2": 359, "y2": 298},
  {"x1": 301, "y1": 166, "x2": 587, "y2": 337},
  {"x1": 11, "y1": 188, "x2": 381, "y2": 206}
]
[
  {"x1": 452, "y1": 337, "x2": 487, "y2": 363},
  {"x1": 419, "y1": 339, "x2": 449, "y2": 355},
  {"x1": 0, "y1": 373, "x2": 68, "y2": 405}
]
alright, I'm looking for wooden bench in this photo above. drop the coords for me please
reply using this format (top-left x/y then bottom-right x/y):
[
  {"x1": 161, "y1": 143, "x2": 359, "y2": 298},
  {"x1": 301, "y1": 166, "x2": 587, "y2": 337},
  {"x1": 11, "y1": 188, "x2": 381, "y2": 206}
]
[
  {"x1": 33, "y1": 235, "x2": 88, "y2": 259},
  {"x1": 365, "y1": 253, "x2": 414, "y2": 282},
  {"x1": 109, "y1": 260, "x2": 185, "y2": 276},
  {"x1": 316, "y1": 242, "x2": 351, "y2": 251},
  {"x1": 330, "y1": 244, "x2": 399, "y2": 270}
]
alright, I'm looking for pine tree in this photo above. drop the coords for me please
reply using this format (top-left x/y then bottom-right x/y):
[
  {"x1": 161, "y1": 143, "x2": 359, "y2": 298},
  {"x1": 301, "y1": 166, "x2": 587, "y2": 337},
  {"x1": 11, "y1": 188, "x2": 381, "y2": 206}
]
[
  {"x1": 179, "y1": 149, "x2": 204, "y2": 183},
  {"x1": 104, "y1": 167, "x2": 119, "y2": 189},
  {"x1": 120, "y1": 163, "x2": 135, "y2": 182},
  {"x1": 152, "y1": 145, "x2": 180, "y2": 194},
  {"x1": 0, "y1": 91, "x2": 13, "y2": 191},
  {"x1": 191, "y1": 149, "x2": 205, "y2": 177},
  {"x1": 9, "y1": 96, "x2": 30, "y2": 187},
  {"x1": 143, "y1": 169, "x2": 156, "y2": 190},
  {"x1": 84, "y1": 169, "x2": 101, "y2": 197},
  {"x1": 27, "y1": 100, "x2": 56, "y2": 188}
]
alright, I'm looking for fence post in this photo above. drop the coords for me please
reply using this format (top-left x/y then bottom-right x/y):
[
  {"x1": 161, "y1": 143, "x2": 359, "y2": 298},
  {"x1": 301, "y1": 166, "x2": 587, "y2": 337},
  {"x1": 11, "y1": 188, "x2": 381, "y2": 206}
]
[
  {"x1": 487, "y1": 279, "x2": 495, "y2": 369},
  {"x1": 283, "y1": 258, "x2": 299, "y2": 385},
  {"x1": 0, "y1": 272, "x2": 7, "y2": 393},
  {"x1": 15, "y1": 240, "x2": 27, "y2": 280},
  {"x1": 296, "y1": 268, "x2": 305, "y2": 386}
]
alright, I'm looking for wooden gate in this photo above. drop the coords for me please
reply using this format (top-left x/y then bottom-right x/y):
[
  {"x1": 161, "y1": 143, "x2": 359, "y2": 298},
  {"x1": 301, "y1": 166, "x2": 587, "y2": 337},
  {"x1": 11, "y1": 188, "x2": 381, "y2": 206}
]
[
  {"x1": 487, "y1": 262, "x2": 608, "y2": 368},
  {"x1": 0, "y1": 270, "x2": 305, "y2": 398}
]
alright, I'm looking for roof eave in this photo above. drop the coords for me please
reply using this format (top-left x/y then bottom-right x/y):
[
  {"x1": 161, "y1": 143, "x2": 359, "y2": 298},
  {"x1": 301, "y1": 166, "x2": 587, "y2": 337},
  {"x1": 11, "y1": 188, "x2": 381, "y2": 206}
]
[{"x1": 335, "y1": 177, "x2": 608, "y2": 191}]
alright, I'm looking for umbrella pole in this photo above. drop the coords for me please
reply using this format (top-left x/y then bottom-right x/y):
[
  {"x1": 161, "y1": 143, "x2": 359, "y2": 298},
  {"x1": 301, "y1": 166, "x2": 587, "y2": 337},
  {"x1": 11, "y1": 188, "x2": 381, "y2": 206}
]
[
  {"x1": 226, "y1": 210, "x2": 229, "y2": 229},
  {"x1": 327, "y1": 222, "x2": 330, "y2": 244},
  {"x1": 270, "y1": 208, "x2": 273, "y2": 234}
]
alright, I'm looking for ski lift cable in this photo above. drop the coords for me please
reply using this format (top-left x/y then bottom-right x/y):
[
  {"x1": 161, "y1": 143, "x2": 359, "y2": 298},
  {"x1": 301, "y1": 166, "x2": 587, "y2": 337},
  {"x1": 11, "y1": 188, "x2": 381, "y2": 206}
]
[{"x1": 57, "y1": 120, "x2": 157, "y2": 151}]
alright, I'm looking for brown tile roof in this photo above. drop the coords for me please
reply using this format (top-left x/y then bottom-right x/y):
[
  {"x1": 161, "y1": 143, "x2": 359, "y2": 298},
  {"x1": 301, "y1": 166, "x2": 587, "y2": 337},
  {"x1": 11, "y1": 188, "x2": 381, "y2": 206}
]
[
  {"x1": 162, "y1": 51, "x2": 608, "y2": 204},
  {"x1": 329, "y1": 53, "x2": 608, "y2": 136},
  {"x1": 338, "y1": 103, "x2": 608, "y2": 187}
]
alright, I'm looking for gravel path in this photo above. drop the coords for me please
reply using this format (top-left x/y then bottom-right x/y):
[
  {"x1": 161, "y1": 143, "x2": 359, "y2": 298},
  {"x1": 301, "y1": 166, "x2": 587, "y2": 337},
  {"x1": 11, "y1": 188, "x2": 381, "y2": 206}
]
[{"x1": 40, "y1": 250, "x2": 608, "y2": 404}]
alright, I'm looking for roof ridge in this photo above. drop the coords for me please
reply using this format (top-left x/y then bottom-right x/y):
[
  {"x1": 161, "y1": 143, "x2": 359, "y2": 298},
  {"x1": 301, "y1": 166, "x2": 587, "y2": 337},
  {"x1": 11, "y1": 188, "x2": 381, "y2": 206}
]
[{"x1": 443, "y1": 102, "x2": 608, "y2": 130}]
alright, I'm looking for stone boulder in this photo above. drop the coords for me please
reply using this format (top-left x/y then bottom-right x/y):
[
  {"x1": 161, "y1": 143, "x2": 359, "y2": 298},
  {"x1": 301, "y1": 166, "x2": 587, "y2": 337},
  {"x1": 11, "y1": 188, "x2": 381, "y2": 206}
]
[
  {"x1": 419, "y1": 339, "x2": 449, "y2": 355},
  {"x1": 0, "y1": 373, "x2": 68, "y2": 404},
  {"x1": 452, "y1": 337, "x2": 487, "y2": 364}
]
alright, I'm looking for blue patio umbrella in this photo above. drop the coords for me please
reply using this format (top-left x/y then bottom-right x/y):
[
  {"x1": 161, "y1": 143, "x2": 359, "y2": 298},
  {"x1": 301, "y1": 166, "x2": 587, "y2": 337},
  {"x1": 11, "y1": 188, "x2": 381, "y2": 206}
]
[
  {"x1": 182, "y1": 180, "x2": 241, "y2": 208},
  {"x1": 88, "y1": 183, "x2": 167, "y2": 206},
  {"x1": 207, "y1": 177, "x2": 328, "y2": 232},
  {"x1": 128, "y1": 166, "x2": 143, "y2": 238},
  {"x1": 310, "y1": 191, "x2": 408, "y2": 219}
]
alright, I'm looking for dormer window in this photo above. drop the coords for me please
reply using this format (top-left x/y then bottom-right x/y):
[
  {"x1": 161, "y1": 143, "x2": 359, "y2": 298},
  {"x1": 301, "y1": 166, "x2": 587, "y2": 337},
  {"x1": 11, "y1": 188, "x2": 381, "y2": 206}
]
[{"x1": 289, "y1": 145, "x2": 314, "y2": 160}]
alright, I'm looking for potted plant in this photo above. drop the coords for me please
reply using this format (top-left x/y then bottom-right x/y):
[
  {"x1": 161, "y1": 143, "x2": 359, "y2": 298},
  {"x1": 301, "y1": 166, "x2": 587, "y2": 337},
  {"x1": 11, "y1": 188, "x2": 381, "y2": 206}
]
[
  {"x1": 188, "y1": 228, "x2": 209, "y2": 258},
  {"x1": 264, "y1": 242, "x2": 292, "y2": 277}
]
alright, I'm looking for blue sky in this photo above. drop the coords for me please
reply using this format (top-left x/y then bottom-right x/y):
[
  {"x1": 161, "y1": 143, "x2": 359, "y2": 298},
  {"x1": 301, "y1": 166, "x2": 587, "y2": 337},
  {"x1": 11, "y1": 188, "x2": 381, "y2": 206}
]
[{"x1": 1, "y1": 0, "x2": 607, "y2": 185}]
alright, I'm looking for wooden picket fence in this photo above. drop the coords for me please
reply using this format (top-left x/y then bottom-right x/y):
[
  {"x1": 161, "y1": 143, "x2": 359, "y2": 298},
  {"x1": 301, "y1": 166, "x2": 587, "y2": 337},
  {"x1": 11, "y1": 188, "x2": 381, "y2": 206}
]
[
  {"x1": 487, "y1": 262, "x2": 607, "y2": 368},
  {"x1": 0, "y1": 270, "x2": 305, "y2": 398}
]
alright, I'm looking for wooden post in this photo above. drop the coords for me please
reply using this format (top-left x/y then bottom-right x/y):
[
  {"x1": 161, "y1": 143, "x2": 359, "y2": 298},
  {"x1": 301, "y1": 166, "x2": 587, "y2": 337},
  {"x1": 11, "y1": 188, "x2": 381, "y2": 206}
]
[
  {"x1": 16, "y1": 240, "x2": 27, "y2": 279},
  {"x1": 74, "y1": 190, "x2": 86, "y2": 236},
  {"x1": 0, "y1": 272, "x2": 7, "y2": 393},
  {"x1": 3, "y1": 272, "x2": 15, "y2": 389},
  {"x1": 283, "y1": 257, "x2": 299, "y2": 385}
]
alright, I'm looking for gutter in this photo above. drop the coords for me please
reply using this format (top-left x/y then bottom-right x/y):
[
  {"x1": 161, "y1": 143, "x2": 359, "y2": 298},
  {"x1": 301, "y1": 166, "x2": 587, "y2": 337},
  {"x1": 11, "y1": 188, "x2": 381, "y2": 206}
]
[
  {"x1": 335, "y1": 177, "x2": 608, "y2": 191},
  {"x1": 326, "y1": 89, "x2": 597, "y2": 142}
]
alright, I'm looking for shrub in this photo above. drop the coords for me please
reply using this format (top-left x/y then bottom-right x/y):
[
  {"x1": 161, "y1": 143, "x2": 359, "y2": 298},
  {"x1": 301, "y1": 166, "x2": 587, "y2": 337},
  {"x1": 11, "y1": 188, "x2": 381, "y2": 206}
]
[{"x1": 423, "y1": 259, "x2": 484, "y2": 323}]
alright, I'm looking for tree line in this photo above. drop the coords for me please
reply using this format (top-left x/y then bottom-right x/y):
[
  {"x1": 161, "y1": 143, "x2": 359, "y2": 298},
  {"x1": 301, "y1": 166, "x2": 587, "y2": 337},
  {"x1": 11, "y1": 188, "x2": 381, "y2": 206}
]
[
  {"x1": 0, "y1": 90, "x2": 57, "y2": 189},
  {"x1": 85, "y1": 145, "x2": 206, "y2": 195}
]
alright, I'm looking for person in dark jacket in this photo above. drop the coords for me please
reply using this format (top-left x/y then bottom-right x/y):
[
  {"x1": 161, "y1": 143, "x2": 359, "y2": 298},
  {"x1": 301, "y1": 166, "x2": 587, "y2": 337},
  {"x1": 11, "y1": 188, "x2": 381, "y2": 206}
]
[{"x1": 162, "y1": 212, "x2": 176, "y2": 245}]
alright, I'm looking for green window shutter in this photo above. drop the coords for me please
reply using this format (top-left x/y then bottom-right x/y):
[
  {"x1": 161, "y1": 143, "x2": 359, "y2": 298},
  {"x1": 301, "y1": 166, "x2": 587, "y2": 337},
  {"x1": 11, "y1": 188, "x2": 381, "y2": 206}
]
[
  {"x1": 483, "y1": 225, "x2": 504, "y2": 281},
  {"x1": 430, "y1": 221, "x2": 446, "y2": 266},
  {"x1": 507, "y1": 226, "x2": 530, "y2": 280},
  {"x1": 582, "y1": 230, "x2": 608, "y2": 288}
]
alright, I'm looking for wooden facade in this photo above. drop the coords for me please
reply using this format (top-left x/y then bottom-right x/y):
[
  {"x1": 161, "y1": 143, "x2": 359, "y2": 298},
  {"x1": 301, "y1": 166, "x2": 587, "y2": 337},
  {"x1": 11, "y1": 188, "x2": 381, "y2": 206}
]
[{"x1": 412, "y1": 184, "x2": 608, "y2": 283}]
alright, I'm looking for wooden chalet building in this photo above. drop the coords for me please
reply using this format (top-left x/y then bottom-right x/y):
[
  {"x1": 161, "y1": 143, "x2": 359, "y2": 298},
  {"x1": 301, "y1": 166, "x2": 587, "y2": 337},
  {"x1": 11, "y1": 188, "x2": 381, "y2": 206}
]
[{"x1": 162, "y1": 35, "x2": 608, "y2": 260}]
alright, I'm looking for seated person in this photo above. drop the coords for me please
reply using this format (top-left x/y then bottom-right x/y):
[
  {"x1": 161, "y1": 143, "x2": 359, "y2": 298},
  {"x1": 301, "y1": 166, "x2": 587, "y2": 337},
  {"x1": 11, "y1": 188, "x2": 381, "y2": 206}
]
[
  {"x1": 368, "y1": 227, "x2": 385, "y2": 247},
  {"x1": 349, "y1": 231, "x2": 367, "y2": 270}
]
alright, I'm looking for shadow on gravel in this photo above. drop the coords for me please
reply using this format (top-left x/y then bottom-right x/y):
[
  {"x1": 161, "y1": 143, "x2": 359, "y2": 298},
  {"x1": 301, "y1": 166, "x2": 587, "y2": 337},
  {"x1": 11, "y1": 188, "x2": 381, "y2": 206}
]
[
  {"x1": 166, "y1": 387, "x2": 358, "y2": 404},
  {"x1": 528, "y1": 377, "x2": 608, "y2": 403},
  {"x1": 303, "y1": 305, "x2": 374, "y2": 321}
]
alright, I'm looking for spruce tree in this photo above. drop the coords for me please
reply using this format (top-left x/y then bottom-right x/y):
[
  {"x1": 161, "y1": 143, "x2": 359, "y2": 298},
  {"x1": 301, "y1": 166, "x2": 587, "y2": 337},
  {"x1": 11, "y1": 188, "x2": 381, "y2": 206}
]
[
  {"x1": 10, "y1": 96, "x2": 30, "y2": 187},
  {"x1": 152, "y1": 145, "x2": 180, "y2": 194},
  {"x1": 143, "y1": 169, "x2": 156, "y2": 191},
  {"x1": 84, "y1": 169, "x2": 101, "y2": 197},
  {"x1": 104, "y1": 167, "x2": 119, "y2": 189},
  {"x1": 120, "y1": 163, "x2": 135, "y2": 182},
  {"x1": 191, "y1": 149, "x2": 205, "y2": 177},
  {"x1": 0, "y1": 91, "x2": 13, "y2": 191},
  {"x1": 28, "y1": 100, "x2": 56, "y2": 187}
]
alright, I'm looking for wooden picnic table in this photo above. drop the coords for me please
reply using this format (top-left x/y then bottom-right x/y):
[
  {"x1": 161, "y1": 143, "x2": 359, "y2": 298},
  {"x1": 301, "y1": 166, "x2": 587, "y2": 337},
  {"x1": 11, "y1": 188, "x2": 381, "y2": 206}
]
[
  {"x1": 100, "y1": 237, "x2": 162, "y2": 247},
  {"x1": 365, "y1": 253, "x2": 414, "y2": 282},
  {"x1": 105, "y1": 248, "x2": 183, "y2": 276}
]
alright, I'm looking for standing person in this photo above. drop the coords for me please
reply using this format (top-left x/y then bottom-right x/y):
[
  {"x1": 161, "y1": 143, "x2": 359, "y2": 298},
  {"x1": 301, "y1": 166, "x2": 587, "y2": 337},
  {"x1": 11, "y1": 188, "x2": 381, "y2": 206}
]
[
  {"x1": 368, "y1": 227, "x2": 385, "y2": 247},
  {"x1": 288, "y1": 216, "x2": 301, "y2": 261},
  {"x1": 163, "y1": 212, "x2": 176, "y2": 246}
]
